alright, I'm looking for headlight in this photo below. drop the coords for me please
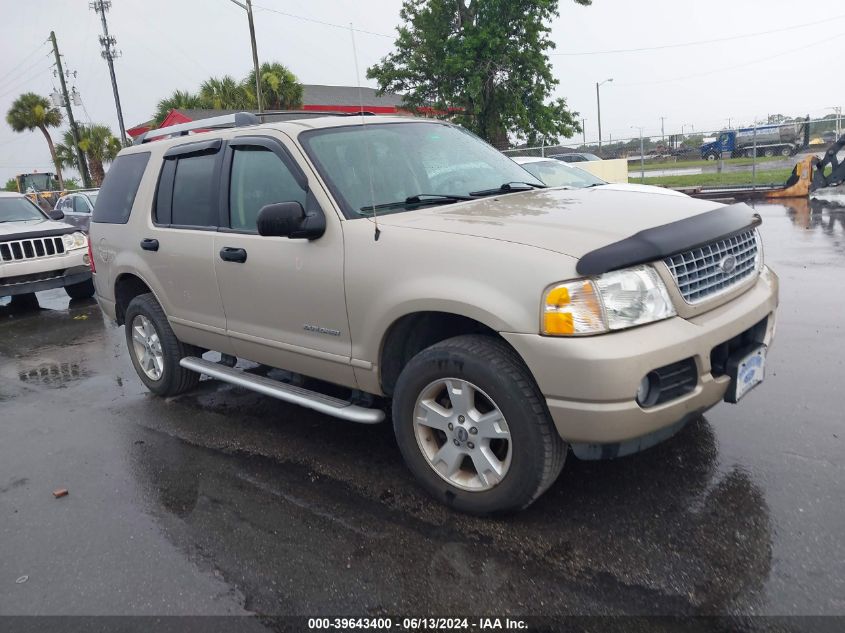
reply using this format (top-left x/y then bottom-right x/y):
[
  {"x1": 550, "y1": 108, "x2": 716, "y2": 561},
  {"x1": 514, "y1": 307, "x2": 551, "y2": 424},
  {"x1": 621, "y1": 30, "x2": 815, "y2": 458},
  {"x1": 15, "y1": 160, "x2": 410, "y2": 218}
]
[
  {"x1": 62, "y1": 232, "x2": 87, "y2": 250},
  {"x1": 753, "y1": 228, "x2": 764, "y2": 271},
  {"x1": 542, "y1": 265, "x2": 676, "y2": 336}
]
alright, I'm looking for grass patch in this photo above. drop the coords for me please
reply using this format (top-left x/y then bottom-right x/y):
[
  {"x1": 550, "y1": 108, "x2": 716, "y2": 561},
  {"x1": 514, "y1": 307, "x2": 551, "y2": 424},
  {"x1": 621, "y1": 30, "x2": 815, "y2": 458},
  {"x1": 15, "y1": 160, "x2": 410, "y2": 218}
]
[
  {"x1": 635, "y1": 156, "x2": 784, "y2": 170},
  {"x1": 630, "y1": 168, "x2": 794, "y2": 188}
]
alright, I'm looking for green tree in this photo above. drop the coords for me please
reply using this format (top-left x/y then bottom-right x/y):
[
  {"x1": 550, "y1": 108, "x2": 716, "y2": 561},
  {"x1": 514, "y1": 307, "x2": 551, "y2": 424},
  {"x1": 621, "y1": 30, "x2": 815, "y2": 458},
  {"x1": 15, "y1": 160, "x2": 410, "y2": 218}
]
[
  {"x1": 367, "y1": 0, "x2": 590, "y2": 148},
  {"x1": 3, "y1": 177, "x2": 17, "y2": 192},
  {"x1": 5, "y1": 92, "x2": 65, "y2": 188},
  {"x1": 199, "y1": 75, "x2": 251, "y2": 110},
  {"x1": 244, "y1": 62, "x2": 303, "y2": 111},
  {"x1": 56, "y1": 124, "x2": 122, "y2": 186},
  {"x1": 153, "y1": 90, "x2": 205, "y2": 126}
]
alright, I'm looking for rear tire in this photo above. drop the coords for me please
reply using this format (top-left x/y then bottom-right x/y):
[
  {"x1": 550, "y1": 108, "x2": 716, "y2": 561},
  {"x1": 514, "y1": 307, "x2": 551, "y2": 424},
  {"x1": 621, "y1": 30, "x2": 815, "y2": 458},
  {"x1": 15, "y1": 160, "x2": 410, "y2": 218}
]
[
  {"x1": 392, "y1": 334, "x2": 566, "y2": 515},
  {"x1": 65, "y1": 278, "x2": 95, "y2": 300},
  {"x1": 124, "y1": 293, "x2": 201, "y2": 396}
]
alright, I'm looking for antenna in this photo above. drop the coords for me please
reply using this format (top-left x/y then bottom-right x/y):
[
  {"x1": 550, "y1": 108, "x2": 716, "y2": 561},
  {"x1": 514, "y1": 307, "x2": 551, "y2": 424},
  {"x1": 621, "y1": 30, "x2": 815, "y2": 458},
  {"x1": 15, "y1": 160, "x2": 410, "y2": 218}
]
[{"x1": 350, "y1": 23, "x2": 380, "y2": 241}]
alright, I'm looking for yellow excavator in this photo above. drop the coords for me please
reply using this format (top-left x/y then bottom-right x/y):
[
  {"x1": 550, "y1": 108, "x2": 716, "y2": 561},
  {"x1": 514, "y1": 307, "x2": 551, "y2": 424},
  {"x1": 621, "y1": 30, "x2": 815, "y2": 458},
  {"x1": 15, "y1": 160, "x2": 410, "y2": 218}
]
[{"x1": 15, "y1": 172, "x2": 66, "y2": 212}]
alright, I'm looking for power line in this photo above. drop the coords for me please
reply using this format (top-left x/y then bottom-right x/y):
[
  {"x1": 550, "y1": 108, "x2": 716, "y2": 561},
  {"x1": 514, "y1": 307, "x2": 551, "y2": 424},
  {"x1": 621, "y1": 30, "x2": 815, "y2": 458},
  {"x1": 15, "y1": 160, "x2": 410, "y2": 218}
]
[
  {"x1": 0, "y1": 58, "x2": 55, "y2": 101},
  {"x1": 251, "y1": 3, "x2": 393, "y2": 38},
  {"x1": 0, "y1": 40, "x2": 50, "y2": 86},
  {"x1": 0, "y1": 53, "x2": 53, "y2": 94},
  {"x1": 551, "y1": 13, "x2": 845, "y2": 56},
  {"x1": 617, "y1": 31, "x2": 845, "y2": 87}
]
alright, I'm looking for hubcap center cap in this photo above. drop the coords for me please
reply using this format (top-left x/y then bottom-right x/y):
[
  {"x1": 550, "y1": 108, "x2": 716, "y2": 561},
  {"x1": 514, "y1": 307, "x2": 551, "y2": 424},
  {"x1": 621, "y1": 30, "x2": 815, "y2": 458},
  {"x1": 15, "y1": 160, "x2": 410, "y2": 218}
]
[{"x1": 455, "y1": 426, "x2": 468, "y2": 442}]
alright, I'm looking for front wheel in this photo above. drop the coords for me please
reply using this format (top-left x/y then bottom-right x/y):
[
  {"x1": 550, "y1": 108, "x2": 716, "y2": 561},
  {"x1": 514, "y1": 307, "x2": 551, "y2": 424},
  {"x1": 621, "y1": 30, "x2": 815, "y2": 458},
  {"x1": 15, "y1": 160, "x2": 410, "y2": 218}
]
[
  {"x1": 392, "y1": 335, "x2": 566, "y2": 515},
  {"x1": 124, "y1": 293, "x2": 201, "y2": 396}
]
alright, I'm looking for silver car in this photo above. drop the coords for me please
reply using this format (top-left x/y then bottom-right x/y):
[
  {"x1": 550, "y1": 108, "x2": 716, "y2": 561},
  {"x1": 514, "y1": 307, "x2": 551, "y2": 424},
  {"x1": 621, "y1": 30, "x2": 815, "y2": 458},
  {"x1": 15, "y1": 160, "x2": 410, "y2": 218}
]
[{"x1": 54, "y1": 190, "x2": 99, "y2": 232}]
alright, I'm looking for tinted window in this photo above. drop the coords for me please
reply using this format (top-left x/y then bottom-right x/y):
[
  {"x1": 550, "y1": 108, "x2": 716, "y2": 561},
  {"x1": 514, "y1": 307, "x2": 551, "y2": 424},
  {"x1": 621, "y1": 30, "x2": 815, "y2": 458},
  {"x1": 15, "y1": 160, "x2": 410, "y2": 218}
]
[
  {"x1": 93, "y1": 152, "x2": 150, "y2": 224},
  {"x1": 73, "y1": 196, "x2": 89, "y2": 213},
  {"x1": 229, "y1": 147, "x2": 305, "y2": 231},
  {"x1": 171, "y1": 153, "x2": 217, "y2": 227}
]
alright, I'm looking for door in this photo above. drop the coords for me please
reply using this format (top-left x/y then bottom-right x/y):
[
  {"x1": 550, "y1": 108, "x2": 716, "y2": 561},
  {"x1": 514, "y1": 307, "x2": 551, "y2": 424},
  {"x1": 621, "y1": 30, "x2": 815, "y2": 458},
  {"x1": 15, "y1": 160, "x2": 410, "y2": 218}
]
[
  {"x1": 144, "y1": 139, "x2": 234, "y2": 354},
  {"x1": 212, "y1": 135, "x2": 354, "y2": 387}
]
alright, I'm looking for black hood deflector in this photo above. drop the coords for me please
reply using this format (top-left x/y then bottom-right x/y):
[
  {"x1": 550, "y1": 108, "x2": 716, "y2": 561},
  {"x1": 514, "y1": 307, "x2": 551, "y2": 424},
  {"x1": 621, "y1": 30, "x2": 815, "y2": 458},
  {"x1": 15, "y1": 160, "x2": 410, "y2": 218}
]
[{"x1": 576, "y1": 203, "x2": 761, "y2": 276}]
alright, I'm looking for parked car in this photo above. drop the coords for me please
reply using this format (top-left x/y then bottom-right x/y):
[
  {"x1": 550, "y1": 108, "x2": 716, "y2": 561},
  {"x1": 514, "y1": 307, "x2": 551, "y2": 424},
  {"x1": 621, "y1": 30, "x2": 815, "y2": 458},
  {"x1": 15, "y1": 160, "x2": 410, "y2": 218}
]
[
  {"x1": 54, "y1": 190, "x2": 99, "y2": 232},
  {"x1": 548, "y1": 152, "x2": 602, "y2": 163},
  {"x1": 90, "y1": 113, "x2": 778, "y2": 514},
  {"x1": 0, "y1": 192, "x2": 95, "y2": 300},
  {"x1": 512, "y1": 156, "x2": 687, "y2": 197}
]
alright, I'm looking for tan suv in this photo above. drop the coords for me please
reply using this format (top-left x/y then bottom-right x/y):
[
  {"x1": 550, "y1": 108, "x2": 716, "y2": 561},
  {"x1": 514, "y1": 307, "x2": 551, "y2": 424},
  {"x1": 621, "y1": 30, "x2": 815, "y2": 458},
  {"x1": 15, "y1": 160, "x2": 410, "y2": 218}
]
[{"x1": 90, "y1": 113, "x2": 778, "y2": 514}]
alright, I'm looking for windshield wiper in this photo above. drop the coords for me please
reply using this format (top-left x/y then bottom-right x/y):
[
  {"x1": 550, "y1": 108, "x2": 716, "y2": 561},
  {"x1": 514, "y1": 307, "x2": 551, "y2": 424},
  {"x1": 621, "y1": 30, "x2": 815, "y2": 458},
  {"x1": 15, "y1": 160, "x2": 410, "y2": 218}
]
[
  {"x1": 468, "y1": 181, "x2": 546, "y2": 197},
  {"x1": 360, "y1": 193, "x2": 473, "y2": 213}
]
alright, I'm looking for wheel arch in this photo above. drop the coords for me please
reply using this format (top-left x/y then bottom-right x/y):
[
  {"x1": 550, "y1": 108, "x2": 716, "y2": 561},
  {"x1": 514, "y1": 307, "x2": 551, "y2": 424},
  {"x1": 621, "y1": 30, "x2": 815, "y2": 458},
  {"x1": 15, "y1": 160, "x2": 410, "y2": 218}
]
[
  {"x1": 114, "y1": 272, "x2": 160, "y2": 326},
  {"x1": 378, "y1": 310, "x2": 523, "y2": 397}
]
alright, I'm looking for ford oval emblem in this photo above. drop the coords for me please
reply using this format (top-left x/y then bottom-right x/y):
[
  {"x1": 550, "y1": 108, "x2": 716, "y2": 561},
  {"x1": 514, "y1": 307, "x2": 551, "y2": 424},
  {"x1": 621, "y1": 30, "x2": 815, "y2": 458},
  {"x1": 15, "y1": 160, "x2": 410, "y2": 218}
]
[{"x1": 719, "y1": 254, "x2": 737, "y2": 274}]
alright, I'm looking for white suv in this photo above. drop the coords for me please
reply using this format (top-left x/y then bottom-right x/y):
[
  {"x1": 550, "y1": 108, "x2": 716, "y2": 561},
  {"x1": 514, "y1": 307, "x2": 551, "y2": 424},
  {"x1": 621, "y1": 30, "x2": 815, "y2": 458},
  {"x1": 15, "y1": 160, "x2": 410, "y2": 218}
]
[{"x1": 0, "y1": 192, "x2": 94, "y2": 300}]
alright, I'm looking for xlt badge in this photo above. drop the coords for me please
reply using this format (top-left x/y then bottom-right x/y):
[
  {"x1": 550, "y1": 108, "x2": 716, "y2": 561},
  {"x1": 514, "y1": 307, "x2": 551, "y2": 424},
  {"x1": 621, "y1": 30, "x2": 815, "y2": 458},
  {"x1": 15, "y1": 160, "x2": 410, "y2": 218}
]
[{"x1": 303, "y1": 324, "x2": 341, "y2": 337}]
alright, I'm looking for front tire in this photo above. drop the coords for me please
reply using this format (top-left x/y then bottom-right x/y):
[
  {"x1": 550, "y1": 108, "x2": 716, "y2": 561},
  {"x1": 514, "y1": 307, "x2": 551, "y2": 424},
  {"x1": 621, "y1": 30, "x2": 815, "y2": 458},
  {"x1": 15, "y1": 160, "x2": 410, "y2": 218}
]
[
  {"x1": 392, "y1": 335, "x2": 566, "y2": 515},
  {"x1": 124, "y1": 293, "x2": 200, "y2": 396},
  {"x1": 65, "y1": 278, "x2": 95, "y2": 300}
]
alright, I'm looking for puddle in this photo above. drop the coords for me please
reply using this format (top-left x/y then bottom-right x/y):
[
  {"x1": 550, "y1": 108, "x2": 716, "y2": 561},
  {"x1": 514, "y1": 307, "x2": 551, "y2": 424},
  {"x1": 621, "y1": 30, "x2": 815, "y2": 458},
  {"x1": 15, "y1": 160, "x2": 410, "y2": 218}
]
[{"x1": 18, "y1": 361, "x2": 92, "y2": 388}]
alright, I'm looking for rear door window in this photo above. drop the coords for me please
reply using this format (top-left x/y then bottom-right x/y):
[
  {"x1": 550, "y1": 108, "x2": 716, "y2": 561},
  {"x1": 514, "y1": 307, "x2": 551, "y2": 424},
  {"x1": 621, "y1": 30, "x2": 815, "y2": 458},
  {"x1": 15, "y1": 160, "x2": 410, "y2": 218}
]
[
  {"x1": 92, "y1": 152, "x2": 150, "y2": 224},
  {"x1": 171, "y1": 153, "x2": 217, "y2": 227}
]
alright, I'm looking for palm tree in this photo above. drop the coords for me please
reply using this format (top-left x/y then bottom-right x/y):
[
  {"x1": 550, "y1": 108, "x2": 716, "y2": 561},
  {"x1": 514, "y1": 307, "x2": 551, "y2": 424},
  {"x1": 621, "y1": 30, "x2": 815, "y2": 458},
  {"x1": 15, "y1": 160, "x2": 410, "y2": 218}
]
[
  {"x1": 243, "y1": 62, "x2": 303, "y2": 111},
  {"x1": 56, "y1": 124, "x2": 122, "y2": 186},
  {"x1": 153, "y1": 90, "x2": 205, "y2": 126},
  {"x1": 199, "y1": 75, "x2": 250, "y2": 110},
  {"x1": 6, "y1": 92, "x2": 64, "y2": 189}
]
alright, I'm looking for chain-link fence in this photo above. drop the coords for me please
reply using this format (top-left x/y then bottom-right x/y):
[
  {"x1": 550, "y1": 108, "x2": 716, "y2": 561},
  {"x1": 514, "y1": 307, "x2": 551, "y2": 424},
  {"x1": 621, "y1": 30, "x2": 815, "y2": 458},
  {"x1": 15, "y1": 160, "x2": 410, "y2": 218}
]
[{"x1": 502, "y1": 114, "x2": 844, "y2": 191}]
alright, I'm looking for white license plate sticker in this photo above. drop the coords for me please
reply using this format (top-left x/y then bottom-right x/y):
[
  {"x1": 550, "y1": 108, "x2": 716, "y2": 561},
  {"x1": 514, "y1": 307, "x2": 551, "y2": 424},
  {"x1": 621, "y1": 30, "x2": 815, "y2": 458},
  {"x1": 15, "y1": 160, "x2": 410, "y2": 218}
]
[{"x1": 730, "y1": 346, "x2": 766, "y2": 402}]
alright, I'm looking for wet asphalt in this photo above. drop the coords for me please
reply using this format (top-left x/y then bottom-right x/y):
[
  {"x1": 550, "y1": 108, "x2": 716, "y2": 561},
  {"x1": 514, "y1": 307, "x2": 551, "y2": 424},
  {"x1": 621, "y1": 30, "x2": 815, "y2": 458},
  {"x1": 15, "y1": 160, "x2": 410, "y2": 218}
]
[{"x1": 0, "y1": 199, "x2": 843, "y2": 620}]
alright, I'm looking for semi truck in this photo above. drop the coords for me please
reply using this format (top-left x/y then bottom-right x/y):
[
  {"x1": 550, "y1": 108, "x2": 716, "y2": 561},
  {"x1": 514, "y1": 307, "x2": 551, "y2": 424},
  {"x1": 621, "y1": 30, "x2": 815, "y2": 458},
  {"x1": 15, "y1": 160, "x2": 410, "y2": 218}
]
[{"x1": 700, "y1": 120, "x2": 809, "y2": 160}]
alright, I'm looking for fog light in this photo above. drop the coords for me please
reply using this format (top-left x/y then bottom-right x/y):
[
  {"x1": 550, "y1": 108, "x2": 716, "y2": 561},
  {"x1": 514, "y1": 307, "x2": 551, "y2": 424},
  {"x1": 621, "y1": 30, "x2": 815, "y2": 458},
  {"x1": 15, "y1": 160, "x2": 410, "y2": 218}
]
[{"x1": 636, "y1": 375, "x2": 653, "y2": 406}]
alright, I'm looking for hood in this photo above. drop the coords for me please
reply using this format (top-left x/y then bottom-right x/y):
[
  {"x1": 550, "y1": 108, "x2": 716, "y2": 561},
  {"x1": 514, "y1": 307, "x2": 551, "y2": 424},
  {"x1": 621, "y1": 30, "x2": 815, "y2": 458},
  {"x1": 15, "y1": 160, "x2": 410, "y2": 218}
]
[
  {"x1": 374, "y1": 187, "x2": 722, "y2": 258},
  {"x1": 0, "y1": 218, "x2": 75, "y2": 239}
]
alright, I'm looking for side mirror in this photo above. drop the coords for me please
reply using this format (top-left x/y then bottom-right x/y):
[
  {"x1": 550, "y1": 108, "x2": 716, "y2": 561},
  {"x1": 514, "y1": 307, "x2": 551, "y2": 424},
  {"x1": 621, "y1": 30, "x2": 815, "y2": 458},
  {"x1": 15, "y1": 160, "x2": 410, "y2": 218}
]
[
  {"x1": 256, "y1": 201, "x2": 325, "y2": 240},
  {"x1": 48, "y1": 209, "x2": 65, "y2": 221}
]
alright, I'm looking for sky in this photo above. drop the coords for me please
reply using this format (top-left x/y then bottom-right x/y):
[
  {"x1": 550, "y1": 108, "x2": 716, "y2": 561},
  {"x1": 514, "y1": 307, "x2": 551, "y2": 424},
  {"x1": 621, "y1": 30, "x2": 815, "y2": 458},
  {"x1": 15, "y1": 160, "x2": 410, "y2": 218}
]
[{"x1": 0, "y1": 0, "x2": 842, "y2": 184}]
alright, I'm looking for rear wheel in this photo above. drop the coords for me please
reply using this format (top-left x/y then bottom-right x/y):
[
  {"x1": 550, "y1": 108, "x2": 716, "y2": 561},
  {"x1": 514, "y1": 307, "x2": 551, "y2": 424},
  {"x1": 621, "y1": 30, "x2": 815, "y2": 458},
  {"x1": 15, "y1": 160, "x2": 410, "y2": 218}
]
[
  {"x1": 763, "y1": 148, "x2": 775, "y2": 157},
  {"x1": 65, "y1": 278, "x2": 95, "y2": 300},
  {"x1": 392, "y1": 335, "x2": 566, "y2": 514},
  {"x1": 780, "y1": 146, "x2": 791, "y2": 157},
  {"x1": 124, "y1": 293, "x2": 200, "y2": 396}
]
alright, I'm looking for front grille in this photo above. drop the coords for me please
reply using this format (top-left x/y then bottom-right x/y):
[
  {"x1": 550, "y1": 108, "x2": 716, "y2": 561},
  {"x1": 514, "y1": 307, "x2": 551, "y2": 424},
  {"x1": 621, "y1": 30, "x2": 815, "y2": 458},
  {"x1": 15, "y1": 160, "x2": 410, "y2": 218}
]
[
  {"x1": 664, "y1": 229, "x2": 758, "y2": 304},
  {"x1": 647, "y1": 358, "x2": 698, "y2": 406},
  {"x1": 0, "y1": 236, "x2": 66, "y2": 262}
]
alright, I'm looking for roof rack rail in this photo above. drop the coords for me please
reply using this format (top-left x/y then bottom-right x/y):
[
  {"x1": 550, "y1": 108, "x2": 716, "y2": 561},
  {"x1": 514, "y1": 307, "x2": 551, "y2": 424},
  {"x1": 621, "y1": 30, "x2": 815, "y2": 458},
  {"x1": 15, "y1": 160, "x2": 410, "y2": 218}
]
[{"x1": 134, "y1": 111, "x2": 259, "y2": 145}]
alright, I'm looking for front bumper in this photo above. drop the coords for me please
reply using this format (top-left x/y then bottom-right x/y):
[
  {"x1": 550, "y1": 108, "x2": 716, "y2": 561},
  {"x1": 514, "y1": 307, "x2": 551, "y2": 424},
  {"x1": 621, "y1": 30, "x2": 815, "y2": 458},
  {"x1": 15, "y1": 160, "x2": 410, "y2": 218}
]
[
  {"x1": 502, "y1": 266, "x2": 779, "y2": 446},
  {"x1": 0, "y1": 265, "x2": 91, "y2": 297}
]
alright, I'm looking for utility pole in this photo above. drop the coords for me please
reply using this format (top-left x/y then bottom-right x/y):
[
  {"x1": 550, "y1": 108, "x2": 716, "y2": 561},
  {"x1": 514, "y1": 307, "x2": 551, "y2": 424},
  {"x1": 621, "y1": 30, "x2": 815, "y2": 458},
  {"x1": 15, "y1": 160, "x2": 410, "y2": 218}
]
[
  {"x1": 90, "y1": 1, "x2": 127, "y2": 144},
  {"x1": 581, "y1": 118, "x2": 586, "y2": 146},
  {"x1": 229, "y1": 0, "x2": 262, "y2": 113},
  {"x1": 50, "y1": 31, "x2": 90, "y2": 189},
  {"x1": 596, "y1": 78, "x2": 612, "y2": 154},
  {"x1": 632, "y1": 126, "x2": 645, "y2": 179},
  {"x1": 660, "y1": 116, "x2": 666, "y2": 143}
]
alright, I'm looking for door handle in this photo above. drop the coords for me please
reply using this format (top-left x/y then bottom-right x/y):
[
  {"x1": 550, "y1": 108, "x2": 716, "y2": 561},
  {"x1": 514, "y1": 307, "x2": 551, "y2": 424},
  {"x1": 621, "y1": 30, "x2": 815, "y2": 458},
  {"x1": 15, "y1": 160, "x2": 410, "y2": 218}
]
[
  {"x1": 140, "y1": 238, "x2": 159, "y2": 252},
  {"x1": 219, "y1": 247, "x2": 247, "y2": 263}
]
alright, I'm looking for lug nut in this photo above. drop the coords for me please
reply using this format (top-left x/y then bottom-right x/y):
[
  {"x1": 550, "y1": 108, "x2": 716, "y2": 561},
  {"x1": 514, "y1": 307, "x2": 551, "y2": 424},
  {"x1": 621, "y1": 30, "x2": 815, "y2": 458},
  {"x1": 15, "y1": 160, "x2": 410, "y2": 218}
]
[
  {"x1": 458, "y1": 415, "x2": 465, "y2": 423},
  {"x1": 448, "y1": 422, "x2": 453, "y2": 430},
  {"x1": 469, "y1": 427, "x2": 477, "y2": 435},
  {"x1": 467, "y1": 442, "x2": 475, "y2": 449},
  {"x1": 453, "y1": 439, "x2": 460, "y2": 446}
]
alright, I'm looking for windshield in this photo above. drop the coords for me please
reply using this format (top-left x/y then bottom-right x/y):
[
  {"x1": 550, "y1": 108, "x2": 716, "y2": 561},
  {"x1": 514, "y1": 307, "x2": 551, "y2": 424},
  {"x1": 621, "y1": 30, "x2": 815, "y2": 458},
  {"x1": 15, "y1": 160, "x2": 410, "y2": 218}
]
[
  {"x1": 20, "y1": 174, "x2": 56, "y2": 192},
  {"x1": 518, "y1": 160, "x2": 606, "y2": 188},
  {"x1": 0, "y1": 197, "x2": 46, "y2": 223},
  {"x1": 300, "y1": 122, "x2": 544, "y2": 217}
]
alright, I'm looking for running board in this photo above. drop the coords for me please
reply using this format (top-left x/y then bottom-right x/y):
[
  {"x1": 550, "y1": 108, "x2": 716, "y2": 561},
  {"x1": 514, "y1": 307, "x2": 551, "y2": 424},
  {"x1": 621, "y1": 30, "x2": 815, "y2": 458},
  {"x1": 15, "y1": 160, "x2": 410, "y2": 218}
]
[{"x1": 179, "y1": 357, "x2": 384, "y2": 424}]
